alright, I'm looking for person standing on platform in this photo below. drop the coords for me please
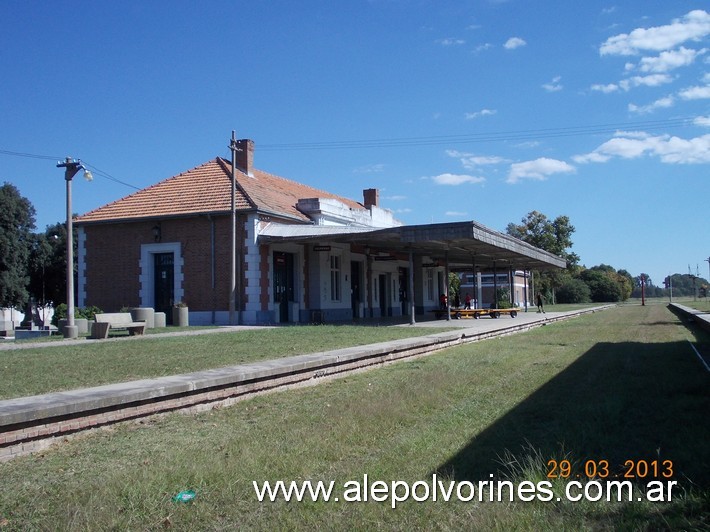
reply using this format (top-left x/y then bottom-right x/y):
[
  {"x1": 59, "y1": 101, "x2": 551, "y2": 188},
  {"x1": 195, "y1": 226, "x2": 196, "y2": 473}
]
[{"x1": 536, "y1": 292, "x2": 545, "y2": 313}]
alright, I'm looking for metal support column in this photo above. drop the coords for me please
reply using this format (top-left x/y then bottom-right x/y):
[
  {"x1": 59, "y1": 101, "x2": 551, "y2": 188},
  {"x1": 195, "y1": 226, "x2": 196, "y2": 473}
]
[
  {"x1": 445, "y1": 250, "x2": 451, "y2": 321},
  {"x1": 408, "y1": 249, "x2": 415, "y2": 325}
]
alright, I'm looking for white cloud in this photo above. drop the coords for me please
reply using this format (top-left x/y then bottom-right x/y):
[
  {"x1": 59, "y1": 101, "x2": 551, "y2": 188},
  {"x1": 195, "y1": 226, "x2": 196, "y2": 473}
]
[
  {"x1": 628, "y1": 95, "x2": 675, "y2": 114},
  {"x1": 513, "y1": 140, "x2": 541, "y2": 149},
  {"x1": 504, "y1": 37, "x2": 526, "y2": 50},
  {"x1": 591, "y1": 83, "x2": 620, "y2": 93},
  {"x1": 506, "y1": 158, "x2": 575, "y2": 184},
  {"x1": 353, "y1": 163, "x2": 385, "y2": 174},
  {"x1": 573, "y1": 132, "x2": 710, "y2": 164},
  {"x1": 542, "y1": 76, "x2": 563, "y2": 92},
  {"x1": 429, "y1": 173, "x2": 486, "y2": 186},
  {"x1": 638, "y1": 46, "x2": 705, "y2": 73},
  {"x1": 600, "y1": 9, "x2": 710, "y2": 56},
  {"x1": 445, "y1": 211, "x2": 467, "y2": 217},
  {"x1": 693, "y1": 115, "x2": 710, "y2": 126},
  {"x1": 464, "y1": 108, "x2": 497, "y2": 120},
  {"x1": 438, "y1": 38, "x2": 466, "y2": 46},
  {"x1": 618, "y1": 73, "x2": 673, "y2": 91},
  {"x1": 446, "y1": 150, "x2": 507, "y2": 170},
  {"x1": 385, "y1": 195, "x2": 407, "y2": 201},
  {"x1": 678, "y1": 84, "x2": 710, "y2": 99},
  {"x1": 473, "y1": 43, "x2": 493, "y2": 53}
]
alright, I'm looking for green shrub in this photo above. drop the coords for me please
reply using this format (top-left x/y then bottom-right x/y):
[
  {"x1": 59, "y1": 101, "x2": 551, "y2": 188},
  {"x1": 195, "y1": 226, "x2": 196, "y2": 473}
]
[
  {"x1": 51, "y1": 304, "x2": 102, "y2": 326},
  {"x1": 77, "y1": 306, "x2": 102, "y2": 320},
  {"x1": 556, "y1": 278, "x2": 591, "y2": 304}
]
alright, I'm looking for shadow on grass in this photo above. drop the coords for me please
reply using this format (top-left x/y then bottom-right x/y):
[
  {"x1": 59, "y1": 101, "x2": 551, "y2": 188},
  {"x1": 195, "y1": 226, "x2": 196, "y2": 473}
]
[{"x1": 434, "y1": 340, "x2": 710, "y2": 526}]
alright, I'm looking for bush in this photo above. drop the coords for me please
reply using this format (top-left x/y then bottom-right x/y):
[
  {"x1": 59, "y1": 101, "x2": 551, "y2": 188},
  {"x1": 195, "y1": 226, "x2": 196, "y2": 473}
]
[
  {"x1": 78, "y1": 306, "x2": 102, "y2": 320},
  {"x1": 51, "y1": 304, "x2": 102, "y2": 326},
  {"x1": 556, "y1": 278, "x2": 591, "y2": 304},
  {"x1": 495, "y1": 287, "x2": 512, "y2": 309}
]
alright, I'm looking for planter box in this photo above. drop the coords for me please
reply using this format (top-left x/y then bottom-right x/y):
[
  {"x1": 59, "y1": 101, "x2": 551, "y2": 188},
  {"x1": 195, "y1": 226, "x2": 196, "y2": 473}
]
[
  {"x1": 58, "y1": 318, "x2": 89, "y2": 335},
  {"x1": 172, "y1": 306, "x2": 189, "y2": 327}
]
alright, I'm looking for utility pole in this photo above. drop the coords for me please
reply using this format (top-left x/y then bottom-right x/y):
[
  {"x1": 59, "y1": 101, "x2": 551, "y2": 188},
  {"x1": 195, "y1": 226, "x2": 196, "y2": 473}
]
[
  {"x1": 228, "y1": 132, "x2": 238, "y2": 325},
  {"x1": 689, "y1": 265, "x2": 698, "y2": 301},
  {"x1": 56, "y1": 158, "x2": 92, "y2": 339}
]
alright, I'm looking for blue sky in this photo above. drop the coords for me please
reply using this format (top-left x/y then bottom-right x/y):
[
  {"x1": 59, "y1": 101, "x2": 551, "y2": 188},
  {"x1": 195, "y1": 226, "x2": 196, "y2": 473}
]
[{"x1": 1, "y1": 1, "x2": 709, "y2": 285}]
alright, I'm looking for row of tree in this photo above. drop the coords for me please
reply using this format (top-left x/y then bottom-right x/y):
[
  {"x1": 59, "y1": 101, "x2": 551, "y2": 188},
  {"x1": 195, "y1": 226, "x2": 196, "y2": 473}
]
[
  {"x1": 505, "y1": 210, "x2": 708, "y2": 304},
  {"x1": 0, "y1": 183, "x2": 72, "y2": 312}
]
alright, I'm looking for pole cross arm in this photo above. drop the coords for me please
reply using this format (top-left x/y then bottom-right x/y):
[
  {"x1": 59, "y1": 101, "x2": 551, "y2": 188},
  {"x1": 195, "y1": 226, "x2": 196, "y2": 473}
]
[{"x1": 57, "y1": 157, "x2": 87, "y2": 181}]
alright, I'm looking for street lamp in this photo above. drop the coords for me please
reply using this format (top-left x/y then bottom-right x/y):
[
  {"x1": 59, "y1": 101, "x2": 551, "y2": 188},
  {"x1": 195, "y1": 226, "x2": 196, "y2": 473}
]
[{"x1": 56, "y1": 157, "x2": 92, "y2": 338}]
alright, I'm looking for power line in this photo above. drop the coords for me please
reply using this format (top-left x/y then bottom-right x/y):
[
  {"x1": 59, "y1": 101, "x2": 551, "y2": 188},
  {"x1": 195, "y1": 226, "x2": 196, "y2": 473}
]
[
  {"x1": 0, "y1": 149, "x2": 62, "y2": 161},
  {"x1": 83, "y1": 163, "x2": 142, "y2": 191},
  {"x1": 0, "y1": 150, "x2": 142, "y2": 191},
  {"x1": 259, "y1": 116, "x2": 695, "y2": 151},
  {"x1": 0, "y1": 115, "x2": 699, "y2": 187}
]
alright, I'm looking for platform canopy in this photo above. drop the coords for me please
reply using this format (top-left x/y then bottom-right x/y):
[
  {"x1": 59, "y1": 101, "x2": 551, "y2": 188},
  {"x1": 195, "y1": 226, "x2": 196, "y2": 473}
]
[{"x1": 260, "y1": 220, "x2": 567, "y2": 271}]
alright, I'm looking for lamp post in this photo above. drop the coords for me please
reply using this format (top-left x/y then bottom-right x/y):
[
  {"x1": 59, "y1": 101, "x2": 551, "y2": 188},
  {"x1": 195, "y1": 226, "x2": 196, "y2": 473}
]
[{"x1": 56, "y1": 157, "x2": 92, "y2": 338}]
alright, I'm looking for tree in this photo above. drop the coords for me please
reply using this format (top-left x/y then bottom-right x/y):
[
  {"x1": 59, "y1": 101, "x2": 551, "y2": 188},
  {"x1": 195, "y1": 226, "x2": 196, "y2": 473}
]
[
  {"x1": 506, "y1": 210, "x2": 578, "y2": 304},
  {"x1": 556, "y1": 278, "x2": 591, "y2": 303},
  {"x1": 28, "y1": 222, "x2": 71, "y2": 307},
  {"x1": 665, "y1": 274, "x2": 709, "y2": 297},
  {"x1": 506, "y1": 210, "x2": 578, "y2": 266},
  {"x1": 448, "y1": 272, "x2": 461, "y2": 306},
  {"x1": 506, "y1": 211, "x2": 556, "y2": 253},
  {"x1": 0, "y1": 183, "x2": 36, "y2": 308},
  {"x1": 580, "y1": 268, "x2": 623, "y2": 302}
]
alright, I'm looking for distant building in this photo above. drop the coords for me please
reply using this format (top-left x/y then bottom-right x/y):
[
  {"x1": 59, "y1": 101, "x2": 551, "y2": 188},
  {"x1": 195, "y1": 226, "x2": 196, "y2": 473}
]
[{"x1": 457, "y1": 270, "x2": 530, "y2": 309}]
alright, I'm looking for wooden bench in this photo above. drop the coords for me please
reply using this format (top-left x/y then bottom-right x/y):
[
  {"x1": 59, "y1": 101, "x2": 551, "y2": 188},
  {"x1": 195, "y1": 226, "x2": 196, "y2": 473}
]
[
  {"x1": 430, "y1": 308, "x2": 520, "y2": 320},
  {"x1": 92, "y1": 313, "x2": 146, "y2": 339}
]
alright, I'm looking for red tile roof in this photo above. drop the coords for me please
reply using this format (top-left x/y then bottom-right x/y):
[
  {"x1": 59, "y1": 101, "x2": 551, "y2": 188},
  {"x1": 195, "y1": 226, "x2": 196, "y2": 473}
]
[{"x1": 76, "y1": 157, "x2": 364, "y2": 224}]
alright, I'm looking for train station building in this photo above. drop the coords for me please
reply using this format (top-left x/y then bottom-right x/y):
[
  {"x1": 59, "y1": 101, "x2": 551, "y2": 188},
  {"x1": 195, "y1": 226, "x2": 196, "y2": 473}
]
[{"x1": 75, "y1": 139, "x2": 565, "y2": 325}]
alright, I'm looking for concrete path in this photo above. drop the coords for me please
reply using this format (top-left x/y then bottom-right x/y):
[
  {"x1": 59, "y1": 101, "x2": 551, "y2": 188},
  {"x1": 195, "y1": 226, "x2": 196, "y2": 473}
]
[{"x1": 0, "y1": 325, "x2": 270, "y2": 351}]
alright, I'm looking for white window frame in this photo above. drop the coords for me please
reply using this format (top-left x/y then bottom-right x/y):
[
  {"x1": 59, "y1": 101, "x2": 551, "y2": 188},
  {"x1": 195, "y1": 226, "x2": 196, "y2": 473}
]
[
  {"x1": 426, "y1": 269, "x2": 434, "y2": 302},
  {"x1": 329, "y1": 254, "x2": 341, "y2": 302}
]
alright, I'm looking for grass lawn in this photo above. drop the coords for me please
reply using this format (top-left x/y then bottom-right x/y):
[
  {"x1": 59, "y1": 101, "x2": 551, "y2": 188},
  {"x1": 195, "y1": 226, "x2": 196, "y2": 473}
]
[
  {"x1": 0, "y1": 325, "x2": 456, "y2": 400},
  {"x1": 0, "y1": 304, "x2": 708, "y2": 530},
  {"x1": 681, "y1": 298, "x2": 710, "y2": 313}
]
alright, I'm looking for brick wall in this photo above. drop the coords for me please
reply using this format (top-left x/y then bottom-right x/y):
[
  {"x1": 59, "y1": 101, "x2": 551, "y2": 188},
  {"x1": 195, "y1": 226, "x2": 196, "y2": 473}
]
[{"x1": 81, "y1": 215, "x2": 247, "y2": 313}]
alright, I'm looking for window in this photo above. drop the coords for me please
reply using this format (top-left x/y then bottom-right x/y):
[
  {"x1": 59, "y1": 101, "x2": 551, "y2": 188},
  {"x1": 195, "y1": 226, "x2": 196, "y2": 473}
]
[
  {"x1": 330, "y1": 255, "x2": 341, "y2": 301},
  {"x1": 426, "y1": 269, "x2": 434, "y2": 301}
]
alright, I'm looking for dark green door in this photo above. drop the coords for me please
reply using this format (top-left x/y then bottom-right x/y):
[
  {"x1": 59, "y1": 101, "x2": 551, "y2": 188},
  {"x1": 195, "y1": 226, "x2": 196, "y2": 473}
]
[
  {"x1": 154, "y1": 252, "x2": 174, "y2": 324},
  {"x1": 379, "y1": 274, "x2": 388, "y2": 317},
  {"x1": 398, "y1": 267, "x2": 408, "y2": 315},
  {"x1": 273, "y1": 252, "x2": 294, "y2": 322},
  {"x1": 351, "y1": 261, "x2": 361, "y2": 319}
]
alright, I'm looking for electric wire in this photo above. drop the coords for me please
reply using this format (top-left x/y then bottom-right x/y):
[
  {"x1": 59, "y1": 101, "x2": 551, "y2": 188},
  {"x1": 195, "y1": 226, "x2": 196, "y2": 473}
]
[
  {"x1": 259, "y1": 117, "x2": 695, "y2": 151},
  {"x1": 0, "y1": 150, "x2": 142, "y2": 191},
  {"x1": 0, "y1": 116, "x2": 700, "y2": 190}
]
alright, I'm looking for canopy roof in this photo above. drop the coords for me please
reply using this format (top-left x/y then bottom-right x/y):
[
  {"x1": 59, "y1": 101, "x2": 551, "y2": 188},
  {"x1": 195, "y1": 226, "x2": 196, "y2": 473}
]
[{"x1": 261, "y1": 220, "x2": 567, "y2": 271}]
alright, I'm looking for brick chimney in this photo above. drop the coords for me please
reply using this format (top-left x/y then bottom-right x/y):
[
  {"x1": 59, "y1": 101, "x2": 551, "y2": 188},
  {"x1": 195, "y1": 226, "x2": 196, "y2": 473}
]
[
  {"x1": 236, "y1": 139, "x2": 255, "y2": 177},
  {"x1": 363, "y1": 188, "x2": 379, "y2": 208}
]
